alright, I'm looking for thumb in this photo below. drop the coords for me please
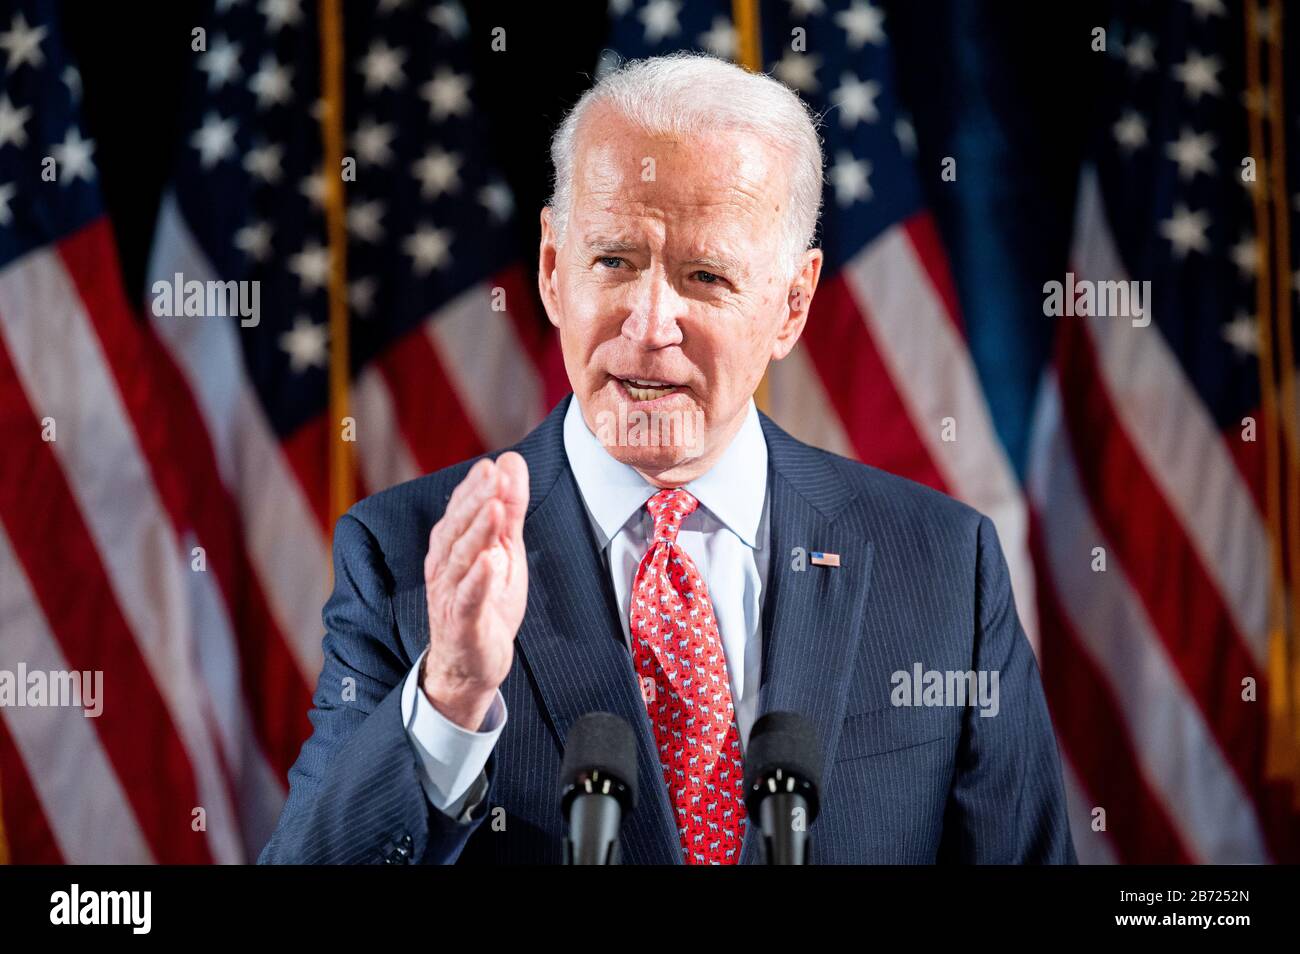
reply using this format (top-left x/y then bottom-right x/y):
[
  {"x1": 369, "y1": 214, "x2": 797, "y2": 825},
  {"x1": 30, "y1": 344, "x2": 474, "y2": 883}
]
[{"x1": 495, "y1": 451, "x2": 530, "y2": 534}]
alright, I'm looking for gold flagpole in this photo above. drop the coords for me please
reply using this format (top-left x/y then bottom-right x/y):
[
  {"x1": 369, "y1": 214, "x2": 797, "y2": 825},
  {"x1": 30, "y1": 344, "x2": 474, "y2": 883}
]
[
  {"x1": 731, "y1": 0, "x2": 771, "y2": 415},
  {"x1": 319, "y1": 0, "x2": 354, "y2": 535}
]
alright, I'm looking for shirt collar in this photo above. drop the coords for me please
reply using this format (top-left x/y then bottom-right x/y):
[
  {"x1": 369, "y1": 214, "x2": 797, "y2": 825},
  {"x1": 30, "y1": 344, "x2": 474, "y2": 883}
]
[{"x1": 562, "y1": 396, "x2": 768, "y2": 550}]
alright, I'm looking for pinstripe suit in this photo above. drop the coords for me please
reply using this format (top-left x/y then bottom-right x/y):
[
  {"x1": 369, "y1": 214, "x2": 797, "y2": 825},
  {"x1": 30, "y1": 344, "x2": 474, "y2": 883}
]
[{"x1": 259, "y1": 395, "x2": 1076, "y2": 864}]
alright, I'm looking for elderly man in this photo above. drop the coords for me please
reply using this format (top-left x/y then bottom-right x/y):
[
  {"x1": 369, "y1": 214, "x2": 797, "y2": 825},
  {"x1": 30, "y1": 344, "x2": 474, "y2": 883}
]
[{"x1": 260, "y1": 53, "x2": 1075, "y2": 865}]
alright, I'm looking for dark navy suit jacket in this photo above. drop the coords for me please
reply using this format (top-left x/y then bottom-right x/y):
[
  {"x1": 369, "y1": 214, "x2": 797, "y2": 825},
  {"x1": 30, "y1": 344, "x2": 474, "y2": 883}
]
[{"x1": 260, "y1": 396, "x2": 1077, "y2": 864}]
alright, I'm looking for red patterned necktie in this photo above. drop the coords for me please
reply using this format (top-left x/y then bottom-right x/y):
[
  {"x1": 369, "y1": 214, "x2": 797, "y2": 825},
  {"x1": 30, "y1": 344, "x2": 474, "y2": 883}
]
[{"x1": 629, "y1": 488, "x2": 747, "y2": 864}]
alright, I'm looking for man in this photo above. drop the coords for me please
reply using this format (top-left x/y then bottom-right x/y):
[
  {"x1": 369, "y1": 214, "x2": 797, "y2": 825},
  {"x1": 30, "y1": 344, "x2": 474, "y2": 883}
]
[{"x1": 260, "y1": 53, "x2": 1076, "y2": 865}]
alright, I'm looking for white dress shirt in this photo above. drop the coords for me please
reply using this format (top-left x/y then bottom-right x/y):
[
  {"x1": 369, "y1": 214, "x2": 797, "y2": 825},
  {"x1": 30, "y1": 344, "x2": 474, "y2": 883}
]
[{"x1": 402, "y1": 397, "x2": 770, "y2": 819}]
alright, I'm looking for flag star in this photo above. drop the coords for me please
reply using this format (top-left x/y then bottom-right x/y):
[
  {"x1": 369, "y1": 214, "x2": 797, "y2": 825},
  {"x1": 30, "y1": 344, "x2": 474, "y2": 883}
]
[
  {"x1": 836, "y1": 0, "x2": 886, "y2": 48},
  {"x1": 894, "y1": 115, "x2": 917, "y2": 155},
  {"x1": 403, "y1": 224, "x2": 452, "y2": 273},
  {"x1": 0, "y1": 181, "x2": 14, "y2": 226},
  {"x1": 831, "y1": 74, "x2": 881, "y2": 127},
  {"x1": 1172, "y1": 51, "x2": 1222, "y2": 102},
  {"x1": 347, "y1": 198, "x2": 385, "y2": 242},
  {"x1": 1123, "y1": 33, "x2": 1156, "y2": 73},
  {"x1": 1159, "y1": 203, "x2": 1210, "y2": 258},
  {"x1": 249, "y1": 55, "x2": 293, "y2": 109},
  {"x1": 1229, "y1": 235, "x2": 1257, "y2": 278},
  {"x1": 243, "y1": 140, "x2": 284, "y2": 183},
  {"x1": 1184, "y1": 0, "x2": 1226, "y2": 19},
  {"x1": 352, "y1": 118, "x2": 395, "y2": 166},
  {"x1": 0, "y1": 12, "x2": 47, "y2": 73},
  {"x1": 199, "y1": 35, "x2": 243, "y2": 90},
  {"x1": 279, "y1": 316, "x2": 328, "y2": 373},
  {"x1": 233, "y1": 220, "x2": 273, "y2": 261},
  {"x1": 1221, "y1": 314, "x2": 1258, "y2": 356},
  {"x1": 478, "y1": 180, "x2": 514, "y2": 222},
  {"x1": 773, "y1": 51, "x2": 821, "y2": 92},
  {"x1": 349, "y1": 276, "x2": 378, "y2": 316},
  {"x1": 288, "y1": 241, "x2": 331, "y2": 291},
  {"x1": 429, "y1": 1, "x2": 468, "y2": 38},
  {"x1": 259, "y1": 0, "x2": 302, "y2": 32},
  {"x1": 0, "y1": 93, "x2": 31, "y2": 149},
  {"x1": 412, "y1": 147, "x2": 461, "y2": 199},
  {"x1": 787, "y1": 0, "x2": 825, "y2": 17},
  {"x1": 62, "y1": 65, "x2": 81, "y2": 100},
  {"x1": 190, "y1": 113, "x2": 237, "y2": 169},
  {"x1": 52, "y1": 127, "x2": 95, "y2": 184},
  {"x1": 698, "y1": 16, "x2": 736, "y2": 59},
  {"x1": 358, "y1": 39, "x2": 406, "y2": 92},
  {"x1": 608, "y1": 0, "x2": 633, "y2": 16},
  {"x1": 1165, "y1": 127, "x2": 1216, "y2": 180},
  {"x1": 1112, "y1": 110, "x2": 1147, "y2": 153},
  {"x1": 420, "y1": 67, "x2": 472, "y2": 121},
  {"x1": 830, "y1": 151, "x2": 872, "y2": 206},
  {"x1": 639, "y1": 0, "x2": 682, "y2": 44},
  {"x1": 300, "y1": 170, "x2": 326, "y2": 208}
]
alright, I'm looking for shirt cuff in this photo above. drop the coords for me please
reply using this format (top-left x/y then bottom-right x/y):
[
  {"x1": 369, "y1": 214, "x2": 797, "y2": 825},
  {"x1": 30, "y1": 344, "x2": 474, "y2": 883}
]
[{"x1": 401, "y1": 649, "x2": 507, "y2": 820}]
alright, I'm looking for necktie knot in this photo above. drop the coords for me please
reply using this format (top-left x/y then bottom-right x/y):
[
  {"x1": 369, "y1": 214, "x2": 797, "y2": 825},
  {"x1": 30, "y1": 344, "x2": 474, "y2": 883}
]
[{"x1": 646, "y1": 488, "x2": 698, "y2": 544}]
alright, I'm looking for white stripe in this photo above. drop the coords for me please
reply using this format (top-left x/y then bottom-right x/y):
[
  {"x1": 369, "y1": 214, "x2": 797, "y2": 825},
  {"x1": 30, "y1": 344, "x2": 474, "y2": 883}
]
[
  {"x1": 1028, "y1": 374, "x2": 1270, "y2": 862},
  {"x1": 766, "y1": 342, "x2": 855, "y2": 458},
  {"x1": 0, "y1": 248, "x2": 243, "y2": 863},
  {"x1": 843, "y1": 225, "x2": 1038, "y2": 648},
  {"x1": 0, "y1": 524, "x2": 154, "y2": 864},
  {"x1": 1059, "y1": 750, "x2": 1119, "y2": 865},
  {"x1": 1072, "y1": 168, "x2": 1268, "y2": 666},
  {"x1": 147, "y1": 194, "x2": 327, "y2": 682},
  {"x1": 426, "y1": 283, "x2": 544, "y2": 450},
  {"x1": 354, "y1": 366, "x2": 421, "y2": 493}
]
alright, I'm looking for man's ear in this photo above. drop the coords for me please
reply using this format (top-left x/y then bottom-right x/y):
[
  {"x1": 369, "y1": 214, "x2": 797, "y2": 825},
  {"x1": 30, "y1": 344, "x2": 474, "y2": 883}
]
[
  {"x1": 771, "y1": 247, "x2": 823, "y2": 361},
  {"x1": 538, "y1": 207, "x2": 562, "y2": 329}
]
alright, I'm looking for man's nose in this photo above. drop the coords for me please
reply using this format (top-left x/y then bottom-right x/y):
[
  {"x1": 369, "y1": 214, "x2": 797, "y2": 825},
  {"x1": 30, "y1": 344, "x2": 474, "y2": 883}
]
[{"x1": 621, "y1": 270, "x2": 685, "y2": 349}]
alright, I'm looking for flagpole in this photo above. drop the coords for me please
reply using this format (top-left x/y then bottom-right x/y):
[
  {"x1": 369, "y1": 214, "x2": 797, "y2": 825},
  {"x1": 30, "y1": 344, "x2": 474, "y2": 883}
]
[
  {"x1": 731, "y1": 0, "x2": 772, "y2": 416},
  {"x1": 319, "y1": 0, "x2": 354, "y2": 538}
]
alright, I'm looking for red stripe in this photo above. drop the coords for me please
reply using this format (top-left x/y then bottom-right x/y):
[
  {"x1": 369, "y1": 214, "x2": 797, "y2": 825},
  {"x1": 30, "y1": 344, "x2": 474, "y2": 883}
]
[
  {"x1": 902, "y1": 212, "x2": 963, "y2": 335},
  {"x1": 0, "y1": 716, "x2": 65, "y2": 863},
  {"x1": 801, "y1": 271, "x2": 949, "y2": 492},
  {"x1": 282, "y1": 413, "x2": 331, "y2": 532},
  {"x1": 492, "y1": 263, "x2": 570, "y2": 410},
  {"x1": 0, "y1": 332, "x2": 213, "y2": 863},
  {"x1": 57, "y1": 221, "x2": 310, "y2": 782},
  {"x1": 1030, "y1": 512, "x2": 1194, "y2": 863},
  {"x1": 1223, "y1": 401, "x2": 1267, "y2": 514},
  {"x1": 1055, "y1": 321, "x2": 1298, "y2": 860},
  {"x1": 376, "y1": 323, "x2": 485, "y2": 474}
]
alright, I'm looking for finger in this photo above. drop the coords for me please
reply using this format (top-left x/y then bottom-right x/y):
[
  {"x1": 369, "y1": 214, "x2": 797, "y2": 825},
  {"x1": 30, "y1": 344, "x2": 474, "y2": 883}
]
[
  {"x1": 452, "y1": 548, "x2": 496, "y2": 624},
  {"x1": 494, "y1": 452, "x2": 530, "y2": 538},
  {"x1": 428, "y1": 460, "x2": 499, "y2": 574},
  {"x1": 443, "y1": 497, "x2": 504, "y2": 588}
]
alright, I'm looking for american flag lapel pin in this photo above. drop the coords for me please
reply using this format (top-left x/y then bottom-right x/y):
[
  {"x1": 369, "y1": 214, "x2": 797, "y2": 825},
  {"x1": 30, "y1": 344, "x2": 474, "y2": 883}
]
[{"x1": 810, "y1": 551, "x2": 841, "y2": 568}]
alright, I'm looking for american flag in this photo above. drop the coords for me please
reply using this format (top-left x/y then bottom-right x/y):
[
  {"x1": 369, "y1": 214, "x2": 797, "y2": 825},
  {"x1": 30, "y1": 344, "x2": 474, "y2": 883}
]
[
  {"x1": 0, "y1": 0, "x2": 562, "y2": 862},
  {"x1": 1030, "y1": 0, "x2": 1300, "y2": 862}
]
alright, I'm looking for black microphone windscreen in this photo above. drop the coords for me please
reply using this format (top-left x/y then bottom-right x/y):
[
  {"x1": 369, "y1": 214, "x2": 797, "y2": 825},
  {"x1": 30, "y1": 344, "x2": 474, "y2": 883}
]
[
  {"x1": 743, "y1": 710, "x2": 824, "y2": 795},
  {"x1": 560, "y1": 711, "x2": 639, "y2": 811}
]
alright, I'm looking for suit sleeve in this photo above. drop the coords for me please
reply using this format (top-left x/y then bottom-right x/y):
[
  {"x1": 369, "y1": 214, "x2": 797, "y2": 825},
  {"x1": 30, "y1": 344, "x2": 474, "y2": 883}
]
[
  {"x1": 258, "y1": 512, "x2": 490, "y2": 864},
  {"x1": 938, "y1": 515, "x2": 1078, "y2": 864}
]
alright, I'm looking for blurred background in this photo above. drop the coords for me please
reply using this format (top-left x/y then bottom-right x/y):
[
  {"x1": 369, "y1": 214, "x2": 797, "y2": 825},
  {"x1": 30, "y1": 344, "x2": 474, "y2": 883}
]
[{"x1": 0, "y1": 0, "x2": 1297, "y2": 863}]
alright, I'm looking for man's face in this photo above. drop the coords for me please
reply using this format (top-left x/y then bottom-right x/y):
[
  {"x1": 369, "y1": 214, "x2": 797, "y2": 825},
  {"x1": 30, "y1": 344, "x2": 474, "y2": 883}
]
[{"x1": 538, "y1": 107, "x2": 822, "y2": 484}]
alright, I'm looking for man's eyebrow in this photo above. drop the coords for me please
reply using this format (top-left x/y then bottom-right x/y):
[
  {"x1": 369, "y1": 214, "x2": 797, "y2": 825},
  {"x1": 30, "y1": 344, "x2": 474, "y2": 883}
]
[
  {"x1": 584, "y1": 238, "x2": 641, "y2": 254},
  {"x1": 684, "y1": 254, "x2": 742, "y2": 274}
]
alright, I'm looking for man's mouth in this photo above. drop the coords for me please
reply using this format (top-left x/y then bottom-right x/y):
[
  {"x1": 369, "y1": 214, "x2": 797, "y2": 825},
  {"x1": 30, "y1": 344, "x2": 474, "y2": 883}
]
[{"x1": 616, "y1": 377, "x2": 681, "y2": 401}]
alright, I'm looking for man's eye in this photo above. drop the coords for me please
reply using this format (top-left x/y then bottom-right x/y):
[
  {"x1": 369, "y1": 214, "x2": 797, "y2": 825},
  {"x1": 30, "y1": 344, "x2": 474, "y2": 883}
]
[
  {"x1": 693, "y1": 270, "x2": 722, "y2": 284},
  {"x1": 598, "y1": 257, "x2": 625, "y2": 269}
]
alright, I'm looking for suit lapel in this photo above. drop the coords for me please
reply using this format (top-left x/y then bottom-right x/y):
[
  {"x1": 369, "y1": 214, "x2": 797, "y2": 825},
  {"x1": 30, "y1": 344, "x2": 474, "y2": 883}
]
[
  {"x1": 513, "y1": 401, "x2": 682, "y2": 865},
  {"x1": 738, "y1": 419, "x2": 877, "y2": 865}
]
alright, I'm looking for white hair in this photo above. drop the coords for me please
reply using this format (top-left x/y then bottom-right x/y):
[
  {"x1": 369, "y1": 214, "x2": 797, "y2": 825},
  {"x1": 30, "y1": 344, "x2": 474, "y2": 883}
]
[{"x1": 548, "y1": 52, "x2": 824, "y2": 272}]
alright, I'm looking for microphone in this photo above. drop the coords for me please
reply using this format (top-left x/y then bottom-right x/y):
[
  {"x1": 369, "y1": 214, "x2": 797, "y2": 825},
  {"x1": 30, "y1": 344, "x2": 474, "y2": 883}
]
[
  {"x1": 559, "y1": 711, "x2": 638, "y2": 865},
  {"x1": 743, "y1": 711, "x2": 823, "y2": 865}
]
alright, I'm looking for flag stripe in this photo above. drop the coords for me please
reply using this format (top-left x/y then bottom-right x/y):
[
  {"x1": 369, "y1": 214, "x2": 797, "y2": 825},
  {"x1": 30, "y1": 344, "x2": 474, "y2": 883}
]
[
  {"x1": 0, "y1": 324, "x2": 211, "y2": 862},
  {"x1": 1030, "y1": 375, "x2": 1270, "y2": 861},
  {"x1": 60, "y1": 221, "x2": 310, "y2": 784}
]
